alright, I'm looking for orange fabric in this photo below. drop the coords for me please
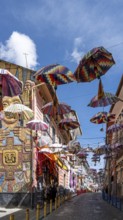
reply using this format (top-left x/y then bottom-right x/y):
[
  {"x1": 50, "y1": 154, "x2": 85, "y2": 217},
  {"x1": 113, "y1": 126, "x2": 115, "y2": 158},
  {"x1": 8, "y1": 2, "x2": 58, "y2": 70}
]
[
  {"x1": 37, "y1": 145, "x2": 68, "y2": 172},
  {"x1": 43, "y1": 152, "x2": 57, "y2": 161},
  {"x1": 44, "y1": 152, "x2": 68, "y2": 171},
  {"x1": 37, "y1": 153, "x2": 57, "y2": 176}
]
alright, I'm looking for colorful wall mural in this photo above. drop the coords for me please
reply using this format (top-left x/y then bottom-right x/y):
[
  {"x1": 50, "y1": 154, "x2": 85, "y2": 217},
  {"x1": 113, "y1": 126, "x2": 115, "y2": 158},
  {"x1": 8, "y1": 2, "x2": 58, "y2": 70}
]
[
  {"x1": 0, "y1": 124, "x2": 32, "y2": 192},
  {"x1": 0, "y1": 60, "x2": 36, "y2": 193}
]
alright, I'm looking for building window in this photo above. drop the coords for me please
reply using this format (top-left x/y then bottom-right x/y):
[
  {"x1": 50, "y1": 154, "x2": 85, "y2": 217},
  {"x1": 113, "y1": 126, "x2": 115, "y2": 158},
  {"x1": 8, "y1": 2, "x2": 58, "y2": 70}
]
[
  {"x1": 59, "y1": 137, "x2": 61, "y2": 144},
  {"x1": 52, "y1": 127, "x2": 55, "y2": 143},
  {"x1": 43, "y1": 115, "x2": 50, "y2": 123},
  {"x1": 43, "y1": 115, "x2": 50, "y2": 133}
]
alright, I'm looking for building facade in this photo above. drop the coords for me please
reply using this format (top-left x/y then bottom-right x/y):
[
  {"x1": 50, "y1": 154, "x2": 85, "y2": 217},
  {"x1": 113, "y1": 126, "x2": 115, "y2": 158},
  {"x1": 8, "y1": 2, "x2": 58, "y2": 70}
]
[
  {"x1": 105, "y1": 74, "x2": 123, "y2": 197},
  {"x1": 0, "y1": 60, "x2": 81, "y2": 207}
]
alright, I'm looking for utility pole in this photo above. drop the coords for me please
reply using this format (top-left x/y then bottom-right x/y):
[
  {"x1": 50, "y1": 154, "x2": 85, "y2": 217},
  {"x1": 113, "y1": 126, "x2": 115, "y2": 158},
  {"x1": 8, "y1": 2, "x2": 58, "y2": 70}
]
[{"x1": 23, "y1": 52, "x2": 29, "y2": 68}]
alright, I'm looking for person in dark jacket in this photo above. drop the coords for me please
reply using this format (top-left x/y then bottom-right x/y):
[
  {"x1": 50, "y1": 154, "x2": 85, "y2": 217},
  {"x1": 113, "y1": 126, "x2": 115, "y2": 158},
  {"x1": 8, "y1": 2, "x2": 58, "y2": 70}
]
[{"x1": 51, "y1": 184, "x2": 57, "y2": 202}]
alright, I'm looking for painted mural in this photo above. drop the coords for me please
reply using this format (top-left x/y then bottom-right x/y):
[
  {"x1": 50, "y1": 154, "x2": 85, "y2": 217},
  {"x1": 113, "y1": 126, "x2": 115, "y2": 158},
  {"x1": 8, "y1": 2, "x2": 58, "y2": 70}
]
[
  {"x1": 0, "y1": 61, "x2": 36, "y2": 193},
  {"x1": 0, "y1": 95, "x2": 32, "y2": 192}
]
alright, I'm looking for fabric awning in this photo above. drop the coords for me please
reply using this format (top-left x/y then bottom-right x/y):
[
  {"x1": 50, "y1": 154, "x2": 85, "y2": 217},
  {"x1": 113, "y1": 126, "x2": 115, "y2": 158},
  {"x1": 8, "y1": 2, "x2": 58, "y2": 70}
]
[
  {"x1": 37, "y1": 145, "x2": 68, "y2": 171},
  {"x1": 43, "y1": 152, "x2": 68, "y2": 171}
]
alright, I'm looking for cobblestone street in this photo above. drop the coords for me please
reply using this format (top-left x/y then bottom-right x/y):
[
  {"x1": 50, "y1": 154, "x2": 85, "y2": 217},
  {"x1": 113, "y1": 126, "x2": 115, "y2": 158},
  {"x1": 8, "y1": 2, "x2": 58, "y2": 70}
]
[
  {"x1": 1, "y1": 193, "x2": 123, "y2": 220},
  {"x1": 45, "y1": 193, "x2": 123, "y2": 220}
]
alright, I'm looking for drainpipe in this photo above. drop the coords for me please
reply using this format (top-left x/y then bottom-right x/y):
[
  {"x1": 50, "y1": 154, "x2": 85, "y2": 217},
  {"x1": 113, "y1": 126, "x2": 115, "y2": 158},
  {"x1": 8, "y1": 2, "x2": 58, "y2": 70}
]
[
  {"x1": 108, "y1": 157, "x2": 111, "y2": 197},
  {"x1": 114, "y1": 159, "x2": 117, "y2": 197}
]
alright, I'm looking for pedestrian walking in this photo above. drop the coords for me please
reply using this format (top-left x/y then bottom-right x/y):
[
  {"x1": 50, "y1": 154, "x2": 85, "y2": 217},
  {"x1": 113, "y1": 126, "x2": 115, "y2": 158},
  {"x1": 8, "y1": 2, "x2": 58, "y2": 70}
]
[{"x1": 51, "y1": 183, "x2": 57, "y2": 202}]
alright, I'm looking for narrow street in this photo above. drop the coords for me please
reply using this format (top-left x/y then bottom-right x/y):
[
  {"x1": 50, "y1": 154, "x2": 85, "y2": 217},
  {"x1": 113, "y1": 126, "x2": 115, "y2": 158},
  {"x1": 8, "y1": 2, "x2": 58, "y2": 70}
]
[
  {"x1": 45, "y1": 193, "x2": 123, "y2": 220},
  {"x1": 1, "y1": 193, "x2": 123, "y2": 220}
]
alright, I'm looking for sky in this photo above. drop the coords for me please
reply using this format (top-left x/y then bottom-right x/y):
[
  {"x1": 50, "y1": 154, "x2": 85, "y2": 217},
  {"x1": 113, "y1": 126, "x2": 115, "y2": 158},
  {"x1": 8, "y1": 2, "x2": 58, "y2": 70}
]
[{"x1": 0, "y1": 0, "x2": 123, "y2": 170}]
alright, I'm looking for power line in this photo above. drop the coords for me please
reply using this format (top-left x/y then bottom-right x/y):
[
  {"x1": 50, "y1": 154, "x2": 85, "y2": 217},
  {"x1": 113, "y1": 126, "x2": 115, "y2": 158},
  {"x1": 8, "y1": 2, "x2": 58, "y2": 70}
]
[
  {"x1": 78, "y1": 137, "x2": 105, "y2": 140},
  {"x1": 107, "y1": 41, "x2": 123, "y2": 49}
]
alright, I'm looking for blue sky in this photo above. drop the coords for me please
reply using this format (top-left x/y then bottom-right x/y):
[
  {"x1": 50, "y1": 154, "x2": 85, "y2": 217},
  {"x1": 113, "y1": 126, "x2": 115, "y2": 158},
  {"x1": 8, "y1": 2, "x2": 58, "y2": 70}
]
[{"x1": 0, "y1": 0, "x2": 123, "y2": 170}]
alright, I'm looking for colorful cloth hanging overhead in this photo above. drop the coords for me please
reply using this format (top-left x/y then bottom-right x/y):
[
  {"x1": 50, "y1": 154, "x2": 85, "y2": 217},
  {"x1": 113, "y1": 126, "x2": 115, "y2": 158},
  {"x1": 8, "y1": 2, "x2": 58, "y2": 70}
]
[
  {"x1": 34, "y1": 64, "x2": 76, "y2": 89},
  {"x1": 0, "y1": 69, "x2": 23, "y2": 97},
  {"x1": 74, "y1": 46, "x2": 115, "y2": 82}
]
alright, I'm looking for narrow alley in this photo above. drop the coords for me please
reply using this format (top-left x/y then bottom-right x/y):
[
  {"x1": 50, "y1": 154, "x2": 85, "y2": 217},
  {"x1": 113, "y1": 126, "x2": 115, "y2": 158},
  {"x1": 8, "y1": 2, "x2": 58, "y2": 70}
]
[{"x1": 44, "y1": 193, "x2": 123, "y2": 220}]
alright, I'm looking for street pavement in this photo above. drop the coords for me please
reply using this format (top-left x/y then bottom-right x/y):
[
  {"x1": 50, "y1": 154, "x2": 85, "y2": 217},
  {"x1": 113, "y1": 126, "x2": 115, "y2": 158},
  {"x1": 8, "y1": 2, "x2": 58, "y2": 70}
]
[
  {"x1": 0, "y1": 207, "x2": 21, "y2": 219},
  {"x1": 0, "y1": 207, "x2": 37, "y2": 219},
  {"x1": 1, "y1": 193, "x2": 123, "y2": 219},
  {"x1": 44, "y1": 193, "x2": 123, "y2": 220}
]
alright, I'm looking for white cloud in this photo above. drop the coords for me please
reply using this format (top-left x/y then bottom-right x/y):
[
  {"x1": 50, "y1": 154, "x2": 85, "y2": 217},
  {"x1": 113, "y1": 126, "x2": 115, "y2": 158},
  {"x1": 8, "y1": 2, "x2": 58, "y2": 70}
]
[
  {"x1": 3, "y1": 1, "x2": 123, "y2": 70},
  {"x1": 71, "y1": 49, "x2": 82, "y2": 64},
  {"x1": 3, "y1": 1, "x2": 123, "y2": 68},
  {"x1": 67, "y1": 37, "x2": 85, "y2": 64},
  {"x1": 0, "y1": 32, "x2": 38, "y2": 69}
]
